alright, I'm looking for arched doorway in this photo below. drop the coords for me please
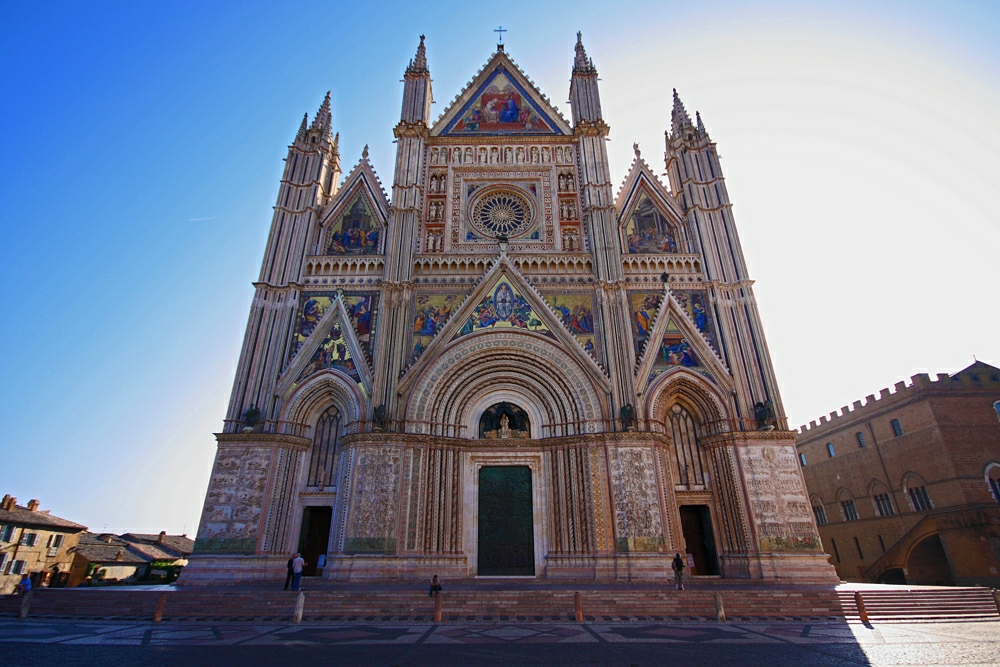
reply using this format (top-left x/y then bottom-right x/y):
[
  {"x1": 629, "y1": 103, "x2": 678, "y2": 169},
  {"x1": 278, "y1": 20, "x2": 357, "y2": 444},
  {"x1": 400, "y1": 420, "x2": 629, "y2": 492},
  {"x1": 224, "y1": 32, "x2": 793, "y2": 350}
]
[{"x1": 906, "y1": 534, "x2": 954, "y2": 586}]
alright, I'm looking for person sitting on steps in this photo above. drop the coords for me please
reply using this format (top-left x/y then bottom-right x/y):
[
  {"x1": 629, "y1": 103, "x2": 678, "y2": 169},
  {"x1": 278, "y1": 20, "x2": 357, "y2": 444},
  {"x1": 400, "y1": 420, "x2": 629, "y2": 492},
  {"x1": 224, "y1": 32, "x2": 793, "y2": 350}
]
[{"x1": 429, "y1": 575, "x2": 442, "y2": 597}]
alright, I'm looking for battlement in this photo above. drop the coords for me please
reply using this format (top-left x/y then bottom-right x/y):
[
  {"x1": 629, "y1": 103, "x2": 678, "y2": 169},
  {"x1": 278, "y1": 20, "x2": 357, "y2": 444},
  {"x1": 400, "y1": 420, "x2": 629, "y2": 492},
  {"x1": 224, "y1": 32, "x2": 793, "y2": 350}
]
[{"x1": 797, "y1": 368, "x2": 1000, "y2": 437}]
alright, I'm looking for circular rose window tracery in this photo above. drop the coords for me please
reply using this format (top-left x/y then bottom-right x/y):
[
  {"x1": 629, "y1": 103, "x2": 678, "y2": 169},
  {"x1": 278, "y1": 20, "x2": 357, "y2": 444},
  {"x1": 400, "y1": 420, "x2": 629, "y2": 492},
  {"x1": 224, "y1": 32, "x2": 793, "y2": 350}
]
[{"x1": 469, "y1": 189, "x2": 533, "y2": 238}]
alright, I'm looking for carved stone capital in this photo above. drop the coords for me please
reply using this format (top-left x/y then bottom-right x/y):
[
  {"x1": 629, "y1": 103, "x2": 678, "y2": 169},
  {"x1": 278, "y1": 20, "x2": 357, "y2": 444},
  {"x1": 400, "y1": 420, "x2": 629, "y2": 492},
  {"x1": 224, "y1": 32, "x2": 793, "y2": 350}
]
[
  {"x1": 574, "y1": 120, "x2": 611, "y2": 137},
  {"x1": 393, "y1": 122, "x2": 430, "y2": 139}
]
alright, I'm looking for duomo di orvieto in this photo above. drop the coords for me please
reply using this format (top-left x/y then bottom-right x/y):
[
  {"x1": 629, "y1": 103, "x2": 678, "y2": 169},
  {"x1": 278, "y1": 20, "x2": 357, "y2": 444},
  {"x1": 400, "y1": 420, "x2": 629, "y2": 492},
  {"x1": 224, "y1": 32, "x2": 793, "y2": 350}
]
[{"x1": 184, "y1": 34, "x2": 837, "y2": 583}]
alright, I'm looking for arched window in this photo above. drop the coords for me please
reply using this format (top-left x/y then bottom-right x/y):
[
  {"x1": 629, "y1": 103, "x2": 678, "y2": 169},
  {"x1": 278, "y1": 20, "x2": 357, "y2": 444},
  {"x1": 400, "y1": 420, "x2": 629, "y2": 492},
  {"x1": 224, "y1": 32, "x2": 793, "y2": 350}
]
[
  {"x1": 838, "y1": 489, "x2": 859, "y2": 521},
  {"x1": 811, "y1": 496, "x2": 827, "y2": 526},
  {"x1": 826, "y1": 442, "x2": 835, "y2": 458},
  {"x1": 856, "y1": 431, "x2": 867, "y2": 448},
  {"x1": 890, "y1": 419, "x2": 903, "y2": 437},
  {"x1": 870, "y1": 481, "x2": 895, "y2": 517},
  {"x1": 668, "y1": 404, "x2": 705, "y2": 486},
  {"x1": 986, "y1": 464, "x2": 1000, "y2": 503},
  {"x1": 307, "y1": 407, "x2": 341, "y2": 487},
  {"x1": 903, "y1": 474, "x2": 932, "y2": 511},
  {"x1": 993, "y1": 401, "x2": 1000, "y2": 423}
]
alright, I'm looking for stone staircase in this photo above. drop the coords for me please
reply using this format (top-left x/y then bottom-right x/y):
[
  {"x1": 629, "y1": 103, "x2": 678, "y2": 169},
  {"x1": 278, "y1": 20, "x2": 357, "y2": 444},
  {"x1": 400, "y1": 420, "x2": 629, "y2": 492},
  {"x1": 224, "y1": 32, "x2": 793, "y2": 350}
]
[{"x1": 1, "y1": 585, "x2": 997, "y2": 623}]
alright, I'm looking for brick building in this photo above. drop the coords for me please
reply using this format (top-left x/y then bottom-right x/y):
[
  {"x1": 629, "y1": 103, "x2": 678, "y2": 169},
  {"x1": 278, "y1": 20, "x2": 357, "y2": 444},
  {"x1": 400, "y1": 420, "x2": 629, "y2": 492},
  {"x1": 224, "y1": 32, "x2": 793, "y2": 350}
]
[
  {"x1": 796, "y1": 362, "x2": 1000, "y2": 585},
  {"x1": 0, "y1": 495, "x2": 87, "y2": 593}
]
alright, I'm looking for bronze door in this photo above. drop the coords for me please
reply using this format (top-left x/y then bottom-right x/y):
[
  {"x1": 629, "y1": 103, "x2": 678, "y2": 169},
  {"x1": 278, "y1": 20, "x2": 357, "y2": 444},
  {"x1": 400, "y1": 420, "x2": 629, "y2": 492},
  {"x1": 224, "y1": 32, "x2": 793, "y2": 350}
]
[{"x1": 477, "y1": 466, "x2": 535, "y2": 576}]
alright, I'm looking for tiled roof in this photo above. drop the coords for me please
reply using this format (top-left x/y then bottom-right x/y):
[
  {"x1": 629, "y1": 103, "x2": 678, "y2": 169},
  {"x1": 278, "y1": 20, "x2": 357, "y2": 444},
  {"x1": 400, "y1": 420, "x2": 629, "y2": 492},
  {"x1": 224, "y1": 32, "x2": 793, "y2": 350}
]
[
  {"x1": 75, "y1": 534, "x2": 149, "y2": 565},
  {"x1": 0, "y1": 504, "x2": 86, "y2": 531},
  {"x1": 120, "y1": 533, "x2": 194, "y2": 557}
]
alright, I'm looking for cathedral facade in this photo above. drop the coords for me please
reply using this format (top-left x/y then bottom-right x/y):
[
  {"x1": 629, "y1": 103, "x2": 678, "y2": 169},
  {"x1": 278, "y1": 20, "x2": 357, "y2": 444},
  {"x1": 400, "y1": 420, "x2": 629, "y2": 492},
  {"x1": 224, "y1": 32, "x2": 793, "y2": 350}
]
[{"x1": 184, "y1": 35, "x2": 837, "y2": 583}]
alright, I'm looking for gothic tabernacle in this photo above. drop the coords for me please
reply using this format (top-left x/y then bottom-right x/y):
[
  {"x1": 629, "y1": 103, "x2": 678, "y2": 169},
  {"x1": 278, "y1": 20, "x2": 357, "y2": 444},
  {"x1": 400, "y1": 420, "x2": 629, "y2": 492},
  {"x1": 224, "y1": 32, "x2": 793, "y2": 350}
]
[{"x1": 184, "y1": 35, "x2": 838, "y2": 583}]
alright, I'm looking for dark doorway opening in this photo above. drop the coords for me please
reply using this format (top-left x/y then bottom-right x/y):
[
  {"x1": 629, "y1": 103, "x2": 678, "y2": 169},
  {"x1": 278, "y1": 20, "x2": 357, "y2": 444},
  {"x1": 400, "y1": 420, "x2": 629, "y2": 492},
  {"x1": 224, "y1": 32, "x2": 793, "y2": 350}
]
[
  {"x1": 298, "y1": 506, "x2": 333, "y2": 577},
  {"x1": 875, "y1": 567, "x2": 907, "y2": 585},
  {"x1": 478, "y1": 466, "x2": 535, "y2": 576},
  {"x1": 679, "y1": 505, "x2": 719, "y2": 575},
  {"x1": 906, "y1": 534, "x2": 954, "y2": 586}
]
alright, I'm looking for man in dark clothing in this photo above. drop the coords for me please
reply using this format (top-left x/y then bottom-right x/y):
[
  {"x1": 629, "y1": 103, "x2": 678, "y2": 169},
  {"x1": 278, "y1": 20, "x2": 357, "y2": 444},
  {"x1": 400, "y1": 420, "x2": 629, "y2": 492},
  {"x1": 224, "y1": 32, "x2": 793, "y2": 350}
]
[
  {"x1": 284, "y1": 554, "x2": 294, "y2": 590},
  {"x1": 672, "y1": 553, "x2": 686, "y2": 590},
  {"x1": 428, "y1": 575, "x2": 442, "y2": 597}
]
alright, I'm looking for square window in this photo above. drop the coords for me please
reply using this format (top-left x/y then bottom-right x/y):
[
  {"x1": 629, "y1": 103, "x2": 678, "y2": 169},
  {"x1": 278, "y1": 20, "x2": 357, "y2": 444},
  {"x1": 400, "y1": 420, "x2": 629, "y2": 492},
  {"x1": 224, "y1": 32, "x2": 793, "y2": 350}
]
[
  {"x1": 856, "y1": 432, "x2": 867, "y2": 448},
  {"x1": 0, "y1": 525, "x2": 13, "y2": 542},
  {"x1": 891, "y1": 419, "x2": 903, "y2": 437},
  {"x1": 799, "y1": 452, "x2": 807, "y2": 466},
  {"x1": 11, "y1": 560, "x2": 26, "y2": 575}
]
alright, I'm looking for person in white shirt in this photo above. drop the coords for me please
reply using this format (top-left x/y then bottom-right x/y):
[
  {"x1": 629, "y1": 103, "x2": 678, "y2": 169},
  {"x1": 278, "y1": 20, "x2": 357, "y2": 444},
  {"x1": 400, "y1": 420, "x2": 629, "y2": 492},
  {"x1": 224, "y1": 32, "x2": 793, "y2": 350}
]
[{"x1": 291, "y1": 553, "x2": 306, "y2": 591}]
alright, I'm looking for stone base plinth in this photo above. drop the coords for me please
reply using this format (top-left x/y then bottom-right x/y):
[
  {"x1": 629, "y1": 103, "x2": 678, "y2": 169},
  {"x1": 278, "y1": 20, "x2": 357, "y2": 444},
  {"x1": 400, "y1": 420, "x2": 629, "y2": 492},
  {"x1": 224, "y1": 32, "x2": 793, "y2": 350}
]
[
  {"x1": 324, "y1": 554, "x2": 470, "y2": 582},
  {"x1": 754, "y1": 551, "x2": 841, "y2": 583},
  {"x1": 178, "y1": 554, "x2": 289, "y2": 584}
]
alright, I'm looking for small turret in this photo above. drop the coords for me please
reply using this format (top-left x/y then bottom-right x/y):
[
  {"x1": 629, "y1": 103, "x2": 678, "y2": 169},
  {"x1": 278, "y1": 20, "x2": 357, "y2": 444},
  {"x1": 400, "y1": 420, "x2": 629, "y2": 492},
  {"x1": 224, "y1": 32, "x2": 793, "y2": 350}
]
[
  {"x1": 400, "y1": 35, "x2": 433, "y2": 125},
  {"x1": 569, "y1": 32, "x2": 603, "y2": 126},
  {"x1": 670, "y1": 89, "x2": 693, "y2": 137}
]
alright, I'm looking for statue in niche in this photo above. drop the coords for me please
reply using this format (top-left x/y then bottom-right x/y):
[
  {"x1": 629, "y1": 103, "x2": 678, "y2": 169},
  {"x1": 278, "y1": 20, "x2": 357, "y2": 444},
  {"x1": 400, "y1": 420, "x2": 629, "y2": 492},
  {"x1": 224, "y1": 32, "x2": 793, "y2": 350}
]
[
  {"x1": 242, "y1": 405, "x2": 261, "y2": 432},
  {"x1": 479, "y1": 402, "x2": 530, "y2": 439},
  {"x1": 754, "y1": 400, "x2": 776, "y2": 431},
  {"x1": 619, "y1": 403, "x2": 636, "y2": 431}
]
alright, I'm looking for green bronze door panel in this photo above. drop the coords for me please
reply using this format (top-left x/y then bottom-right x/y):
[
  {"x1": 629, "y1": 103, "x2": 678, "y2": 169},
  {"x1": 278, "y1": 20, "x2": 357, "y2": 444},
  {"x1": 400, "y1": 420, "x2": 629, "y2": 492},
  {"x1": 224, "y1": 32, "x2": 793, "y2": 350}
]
[{"x1": 477, "y1": 466, "x2": 535, "y2": 576}]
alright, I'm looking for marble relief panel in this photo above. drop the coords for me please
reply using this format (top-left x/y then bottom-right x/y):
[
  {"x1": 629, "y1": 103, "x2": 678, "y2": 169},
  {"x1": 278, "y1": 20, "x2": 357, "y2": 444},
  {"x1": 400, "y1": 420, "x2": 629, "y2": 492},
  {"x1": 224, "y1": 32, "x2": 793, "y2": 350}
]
[
  {"x1": 609, "y1": 447, "x2": 664, "y2": 552},
  {"x1": 739, "y1": 444, "x2": 821, "y2": 552},
  {"x1": 195, "y1": 447, "x2": 271, "y2": 553},
  {"x1": 345, "y1": 446, "x2": 402, "y2": 553}
]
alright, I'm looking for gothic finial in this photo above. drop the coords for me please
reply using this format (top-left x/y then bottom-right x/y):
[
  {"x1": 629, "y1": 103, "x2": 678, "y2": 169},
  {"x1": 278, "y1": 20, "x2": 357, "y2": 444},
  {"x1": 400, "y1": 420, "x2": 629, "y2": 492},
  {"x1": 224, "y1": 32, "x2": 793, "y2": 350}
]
[
  {"x1": 633, "y1": 142, "x2": 641, "y2": 159},
  {"x1": 408, "y1": 35, "x2": 428, "y2": 74},
  {"x1": 573, "y1": 31, "x2": 593, "y2": 73},
  {"x1": 696, "y1": 110, "x2": 706, "y2": 133},
  {"x1": 362, "y1": 144, "x2": 369, "y2": 160},
  {"x1": 311, "y1": 91, "x2": 332, "y2": 131},
  {"x1": 671, "y1": 88, "x2": 693, "y2": 136},
  {"x1": 296, "y1": 113, "x2": 308, "y2": 140},
  {"x1": 332, "y1": 131, "x2": 340, "y2": 155}
]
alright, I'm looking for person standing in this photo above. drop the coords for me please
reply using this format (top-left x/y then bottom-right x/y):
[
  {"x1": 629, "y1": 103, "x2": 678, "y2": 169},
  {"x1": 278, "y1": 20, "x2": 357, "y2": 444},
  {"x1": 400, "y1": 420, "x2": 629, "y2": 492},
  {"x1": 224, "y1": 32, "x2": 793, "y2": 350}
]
[
  {"x1": 291, "y1": 553, "x2": 305, "y2": 591},
  {"x1": 17, "y1": 574, "x2": 32, "y2": 596},
  {"x1": 284, "y1": 554, "x2": 295, "y2": 591},
  {"x1": 671, "y1": 553, "x2": 686, "y2": 590}
]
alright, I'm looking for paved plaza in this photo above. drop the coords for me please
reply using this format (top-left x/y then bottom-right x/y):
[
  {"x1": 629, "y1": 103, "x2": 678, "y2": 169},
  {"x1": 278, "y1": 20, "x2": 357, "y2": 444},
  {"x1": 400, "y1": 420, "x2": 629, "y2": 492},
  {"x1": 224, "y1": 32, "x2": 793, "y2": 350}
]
[{"x1": 2, "y1": 617, "x2": 998, "y2": 666}]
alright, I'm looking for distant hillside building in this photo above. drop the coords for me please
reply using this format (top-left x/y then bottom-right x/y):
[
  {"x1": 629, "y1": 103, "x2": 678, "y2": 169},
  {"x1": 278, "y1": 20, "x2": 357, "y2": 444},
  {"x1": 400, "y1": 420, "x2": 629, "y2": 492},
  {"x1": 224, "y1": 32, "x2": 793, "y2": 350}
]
[
  {"x1": 68, "y1": 531, "x2": 194, "y2": 587},
  {"x1": 0, "y1": 495, "x2": 86, "y2": 593},
  {"x1": 796, "y1": 362, "x2": 1000, "y2": 586}
]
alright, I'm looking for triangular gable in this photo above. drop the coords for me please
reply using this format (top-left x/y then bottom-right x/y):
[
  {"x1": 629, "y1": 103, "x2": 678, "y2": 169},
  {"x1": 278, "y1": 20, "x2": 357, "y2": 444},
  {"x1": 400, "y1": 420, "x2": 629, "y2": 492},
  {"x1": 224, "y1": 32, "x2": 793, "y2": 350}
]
[
  {"x1": 396, "y1": 256, "x2": 609, "y2": 394},
  {"x1": 340, "y1": 293, "x2": 379, "y2": 364},
  {"x1": 432, "y1": 52, "x2": 572, "y2": 137},
  {"x1": 615, "y1": 159, "x2": 687, "y2": 255},
  {"x1": 278, "y1": 295, "x2": 373, "y2": 399},
  {"x1": 318, "y1": 158, "x2": 390, "y2": 256},
  {"x1": 634, "y1": 290, "x2": 731, "y2": 395}
]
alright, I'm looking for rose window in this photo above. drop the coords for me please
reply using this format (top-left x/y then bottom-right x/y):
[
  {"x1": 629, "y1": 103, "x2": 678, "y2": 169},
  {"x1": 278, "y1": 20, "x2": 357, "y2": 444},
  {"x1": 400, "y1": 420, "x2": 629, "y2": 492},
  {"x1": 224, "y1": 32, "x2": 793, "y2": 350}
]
[{"x1": 470, "y1": 189, "x2": 533, "y2": 238}]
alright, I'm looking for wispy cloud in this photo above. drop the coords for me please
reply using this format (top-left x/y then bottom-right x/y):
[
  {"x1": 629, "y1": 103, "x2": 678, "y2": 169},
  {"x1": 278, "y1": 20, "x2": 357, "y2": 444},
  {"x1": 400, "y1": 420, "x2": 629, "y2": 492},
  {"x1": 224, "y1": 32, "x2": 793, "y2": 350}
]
[{"x1": 188, "y1": 216, "x2": 224, "y2": 222}]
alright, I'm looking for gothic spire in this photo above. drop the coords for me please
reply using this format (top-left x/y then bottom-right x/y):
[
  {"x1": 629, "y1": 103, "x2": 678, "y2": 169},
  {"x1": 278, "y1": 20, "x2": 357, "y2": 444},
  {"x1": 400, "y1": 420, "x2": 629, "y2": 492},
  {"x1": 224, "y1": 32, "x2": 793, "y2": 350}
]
[
  {"x1": 332, "y1": 131, "x2": 340, "y2": 156},
  {"x1": 573, "y1": 31, "x2": 595, "y2": 73},
  {"x1": 670, "y1": 88, "x2": 693, "y2": 136},
  {"x1": 696, "y1": 110, "x2": 706, "y2": 134},
  {"x1": 311, "y1": 91, "x2": 332, "y2": 131},
  {"x1": 296, "y1": 113, "x2": 308, "y2": 141},
  {"x1": 407, "y1": 35, "x2": 428, "y2": 75}
]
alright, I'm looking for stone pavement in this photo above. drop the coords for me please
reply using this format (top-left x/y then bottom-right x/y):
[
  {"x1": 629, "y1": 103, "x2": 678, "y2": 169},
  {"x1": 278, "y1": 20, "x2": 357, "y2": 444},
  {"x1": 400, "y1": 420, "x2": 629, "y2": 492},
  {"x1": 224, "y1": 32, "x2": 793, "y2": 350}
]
[{"x1": 2, "y1": 617, "x2": 999, "y2": 666}]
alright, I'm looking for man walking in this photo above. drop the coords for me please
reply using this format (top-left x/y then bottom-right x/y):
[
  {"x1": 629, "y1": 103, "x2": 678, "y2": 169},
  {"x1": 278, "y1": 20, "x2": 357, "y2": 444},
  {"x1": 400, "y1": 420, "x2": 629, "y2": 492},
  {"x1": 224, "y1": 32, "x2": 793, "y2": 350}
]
[
  {"x1": 671, "y1": 553, "x2": 686, "y2": 590},
  {"x1": 284, "y1": 553, "x2": 295, "y2": 590},
  {"x1": 291, "y1": 553, "x2": 305, "y2": 591}
]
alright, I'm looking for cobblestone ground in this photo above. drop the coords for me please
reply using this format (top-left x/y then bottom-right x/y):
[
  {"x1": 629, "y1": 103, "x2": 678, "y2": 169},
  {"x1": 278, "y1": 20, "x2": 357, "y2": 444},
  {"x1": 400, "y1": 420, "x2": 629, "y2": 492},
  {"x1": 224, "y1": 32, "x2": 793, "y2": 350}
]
[{"x1": 2, "y1": 618, "x2": 998, "y2": 666}]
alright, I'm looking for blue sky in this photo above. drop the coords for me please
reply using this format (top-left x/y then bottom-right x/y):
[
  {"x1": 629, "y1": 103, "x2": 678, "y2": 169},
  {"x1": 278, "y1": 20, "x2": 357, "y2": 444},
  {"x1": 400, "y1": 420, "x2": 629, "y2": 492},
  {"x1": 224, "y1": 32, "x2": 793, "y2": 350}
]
[{"x1": 1, "y1": 1, "x2": 998, "y2": 534}]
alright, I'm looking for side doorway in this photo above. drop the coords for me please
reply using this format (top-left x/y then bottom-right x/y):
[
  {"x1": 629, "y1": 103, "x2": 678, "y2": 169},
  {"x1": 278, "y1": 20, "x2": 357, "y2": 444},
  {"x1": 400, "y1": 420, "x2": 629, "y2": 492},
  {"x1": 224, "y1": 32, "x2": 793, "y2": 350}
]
[
  {"x1": 298, "y1": 506, "x2": 333, "y2": 577},
  {"x1": 679, "y1": 505, "x2": 719, "y2": 576}
]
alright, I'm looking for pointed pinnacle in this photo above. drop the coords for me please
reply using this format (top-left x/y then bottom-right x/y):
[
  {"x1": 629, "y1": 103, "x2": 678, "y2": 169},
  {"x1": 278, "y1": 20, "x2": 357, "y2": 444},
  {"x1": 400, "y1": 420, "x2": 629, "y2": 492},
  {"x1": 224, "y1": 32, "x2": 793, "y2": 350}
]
[
  {"x1": 296, "y1": 113, "x2": 308, "y2": 140},
  {"x1": 332, "y1": 131, "x2": 340, "y2": 155},
  {"x1": 696, "y1": 111, "x2": 705, "y2": 133},
  {"x1": 362, "y1": 144, "x2": 369, "y2": 160},
  {"x1": 573, "y1": 31, "x2": 593, "y2": 73},
  {"x1": 407, "y1": 35, "x2": 428, "y2": 74},
  {"x1": 311, "y1": 91, "x2": 332, "y2": 131},
  {"x1": 671, "y1": 88, "x2": 693, "y2": 135}
]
